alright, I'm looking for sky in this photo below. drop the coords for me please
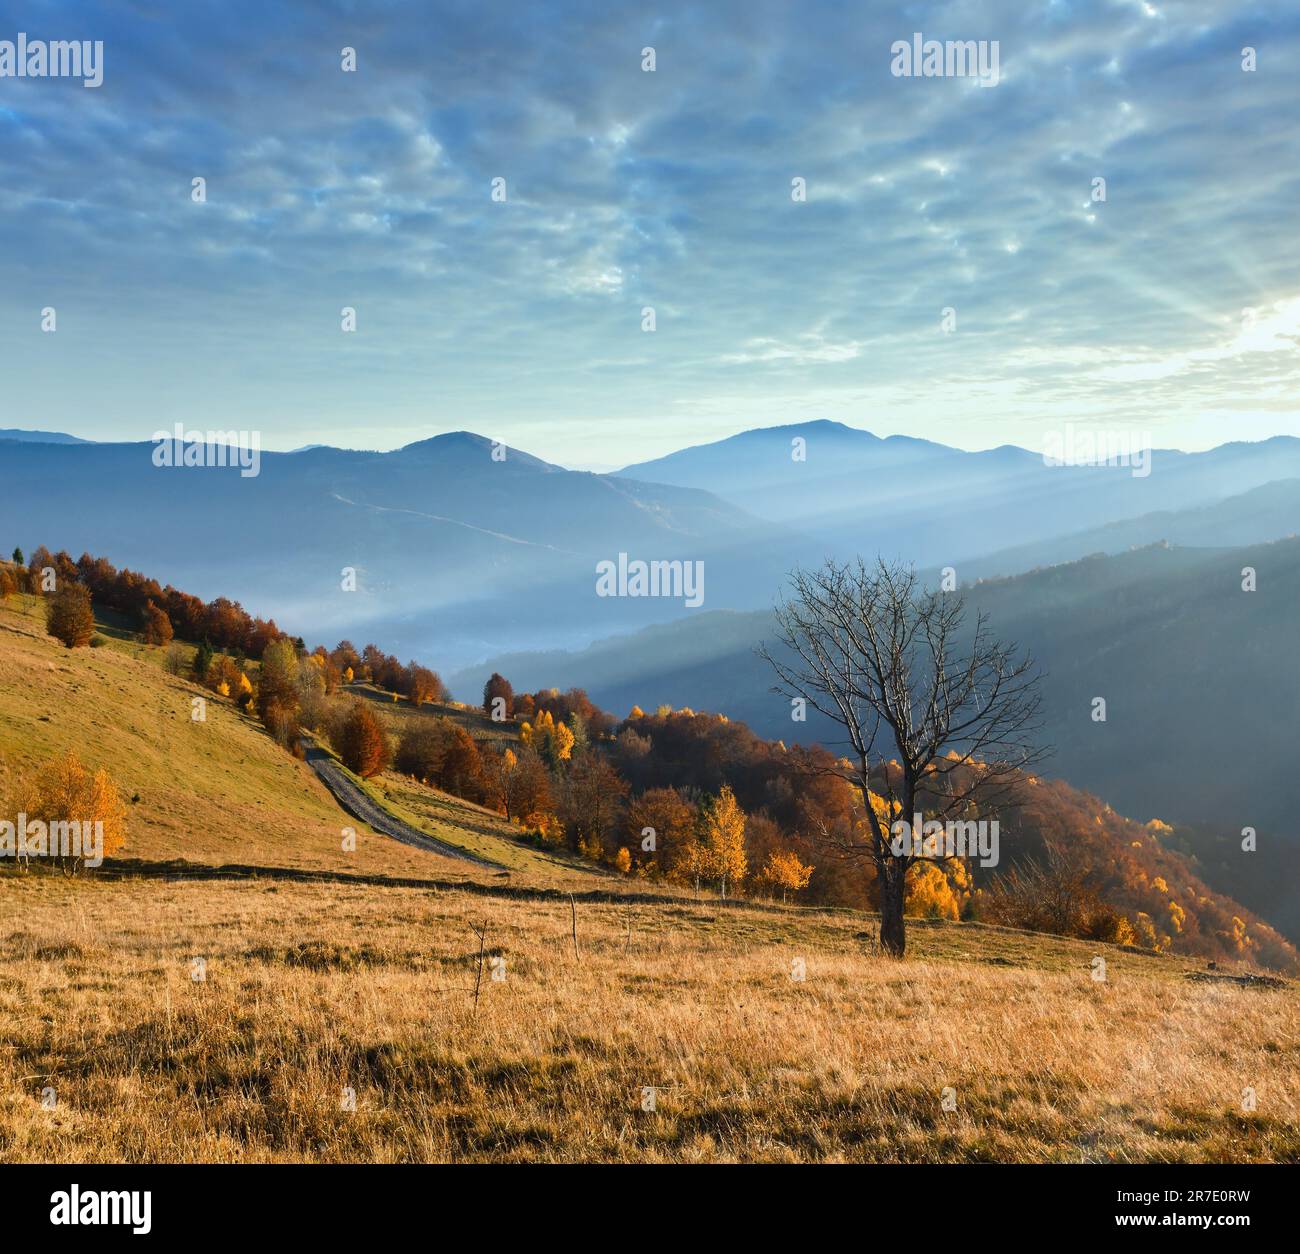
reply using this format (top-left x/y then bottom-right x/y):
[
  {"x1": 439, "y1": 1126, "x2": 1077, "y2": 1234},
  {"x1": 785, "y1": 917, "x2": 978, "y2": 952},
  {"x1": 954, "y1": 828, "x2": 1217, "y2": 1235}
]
[{"x1": 0, "y1": 0, "x2": 1298, "y2": 469}]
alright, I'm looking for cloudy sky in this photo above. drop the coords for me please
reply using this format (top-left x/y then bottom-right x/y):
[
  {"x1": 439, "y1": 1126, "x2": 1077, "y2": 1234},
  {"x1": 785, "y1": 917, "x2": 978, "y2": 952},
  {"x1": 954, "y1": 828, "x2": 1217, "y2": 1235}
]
[{"x1": 1, "y1": 0, "x2": 1297, "y2": 467}]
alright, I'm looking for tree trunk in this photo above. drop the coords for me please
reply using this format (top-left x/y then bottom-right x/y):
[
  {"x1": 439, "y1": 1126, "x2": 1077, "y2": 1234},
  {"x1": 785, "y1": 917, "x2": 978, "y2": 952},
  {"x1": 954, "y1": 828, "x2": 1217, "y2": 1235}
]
[{"x1": 879, "y1": 860, "x2": 907, "y2": 957}]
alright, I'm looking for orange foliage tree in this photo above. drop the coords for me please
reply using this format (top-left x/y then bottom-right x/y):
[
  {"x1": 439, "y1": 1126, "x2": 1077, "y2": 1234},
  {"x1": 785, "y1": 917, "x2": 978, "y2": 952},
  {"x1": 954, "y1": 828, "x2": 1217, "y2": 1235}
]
[
  {"x1": 10, "y1": 750, "x2": 127, "y2": 872},
  {"x1": 46, "y1": 583, "x2": 95, "y2": 648},
  {"x1": 337, "y1": 701, "x2": 389, "y2": 777},
  {"x1": 141, "y1": 600, "x2": 174, "y2": 646}
]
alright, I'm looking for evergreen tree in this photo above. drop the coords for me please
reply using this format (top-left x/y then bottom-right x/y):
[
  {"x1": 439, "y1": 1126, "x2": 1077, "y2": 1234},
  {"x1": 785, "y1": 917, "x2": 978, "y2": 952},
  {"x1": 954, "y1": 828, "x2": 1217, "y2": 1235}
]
[{"x1": 192, "y1": 639, "x2": 214, "y2": 682}]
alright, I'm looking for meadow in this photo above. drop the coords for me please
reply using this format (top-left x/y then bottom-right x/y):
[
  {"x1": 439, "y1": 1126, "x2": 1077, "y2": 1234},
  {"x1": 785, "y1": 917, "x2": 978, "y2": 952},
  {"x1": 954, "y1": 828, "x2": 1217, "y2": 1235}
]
[{"x1": 1, "y1": 593, "x2": 1297, "y2": 1163}]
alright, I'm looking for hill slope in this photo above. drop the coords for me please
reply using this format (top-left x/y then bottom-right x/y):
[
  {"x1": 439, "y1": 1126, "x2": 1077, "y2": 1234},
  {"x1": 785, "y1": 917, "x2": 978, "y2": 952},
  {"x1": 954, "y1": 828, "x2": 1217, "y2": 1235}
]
[
  {"x1": 3, "y1": 870, "x2": 1296, "y2": 1163},
  {"x1": 456, "y1": 539, "x2": 1300, "y2": 943},
  {"x1": 2, "y1": 596, "x2": 1297, "y2": 1164},
  {"x1": 0, "y1": 596, "x2": 606, "y2": 890}
]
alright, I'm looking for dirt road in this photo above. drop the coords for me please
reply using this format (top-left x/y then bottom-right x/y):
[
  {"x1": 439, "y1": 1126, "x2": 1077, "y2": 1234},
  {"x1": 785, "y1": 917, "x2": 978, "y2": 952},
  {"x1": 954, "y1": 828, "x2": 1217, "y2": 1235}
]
[{"x1": 301, "y1": 739, "x2": 505, "y2": 869}]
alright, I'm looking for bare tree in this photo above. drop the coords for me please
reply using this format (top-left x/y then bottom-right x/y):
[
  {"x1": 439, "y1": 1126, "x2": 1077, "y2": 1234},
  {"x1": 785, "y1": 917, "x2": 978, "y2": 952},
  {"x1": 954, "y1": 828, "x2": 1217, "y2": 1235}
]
[{"x1": 759, "y1": 558, "x2": 1048, "y2": 957}]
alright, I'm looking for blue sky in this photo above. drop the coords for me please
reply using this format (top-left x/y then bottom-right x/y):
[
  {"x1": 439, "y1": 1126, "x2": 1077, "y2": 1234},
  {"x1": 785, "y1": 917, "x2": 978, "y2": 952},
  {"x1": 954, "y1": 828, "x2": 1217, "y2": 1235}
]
[{"x1": 1, "y1": 0, "x2": 1297, "y2": 468}]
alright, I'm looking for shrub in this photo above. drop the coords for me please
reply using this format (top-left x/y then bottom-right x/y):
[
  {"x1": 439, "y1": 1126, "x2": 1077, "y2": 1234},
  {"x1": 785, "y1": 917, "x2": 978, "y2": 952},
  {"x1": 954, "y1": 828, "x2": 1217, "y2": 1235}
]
[{"x1": 46, "y1": 583, "x2": 95, "y2": 648}]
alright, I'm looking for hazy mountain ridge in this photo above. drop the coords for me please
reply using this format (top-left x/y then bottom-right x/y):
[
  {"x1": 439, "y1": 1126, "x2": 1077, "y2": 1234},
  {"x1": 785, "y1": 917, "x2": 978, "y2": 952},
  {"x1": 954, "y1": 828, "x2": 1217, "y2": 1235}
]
[
  {"x1": 619, "y1": 421, "x2": 1300, "y2": 567},
  {"x1": 0, "y1": 432, "x2": 807, "y2": 666},
  {"x1": 455, "y1": 538, "x2": 1300, "y2": 942},
  {"x1": 0, "y1": 429, "x2": 91, "y2": 444}
]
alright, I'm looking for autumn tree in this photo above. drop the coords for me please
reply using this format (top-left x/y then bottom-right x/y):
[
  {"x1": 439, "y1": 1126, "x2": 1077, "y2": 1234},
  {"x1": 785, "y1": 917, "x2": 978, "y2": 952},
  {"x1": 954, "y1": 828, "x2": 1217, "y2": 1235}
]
[
  {"x1": 558, "y1": 752, "x2": 627, "y2": 855},
  {"x1": 758, "y1": 848, "x2": 814, "y2": 903},
  {"x1": 45, "y1": 583, "x2": 94, "y2": 648},
  {"x1": 395, "y1": 721, "x2": 447, "y2": 782},
  {"x1": 256, "y1": 638, "x2": 301, "y2": 746},
  {"x1": 624, "y1": 786, "x2": 696, "y2": 876},
  {"x1": 697, "y1": 785, "x2": 747, "y2": 898},
  {"x1": 27, "y1": 545, "x2": 56, "y2": 596},
  {"x1": 208, "y1": 654, "x2": 246, "y2": 698},
  {"x1": 487, "y1": 745, "x2": 553, "y2": 824},
  {"x1": 141, "y1": 600, "x2": 174, "y2": 646},
  {"x1": 404, "y1": 663, "x2": 442, "y2": 707},
  {"x1": 521, "y1": 709, "x2": 574, "y2": 767},
  {"x1": 0, "y1": 567, "x2": 16, "y2": 600},
  {"x1": 439, "y1": 725, "x2": 485, "y2": 801},
  {"x1": 483, "y1": 672, "x2": 514, "y2": 721},
  {"x1": 11, "y1": 750, "x2": 127, "y2": 871},
  {"x1": 761, "y1": 558, "x2": 1046, "y2": 956},
  {"x1": 337, "y1": 700, "x2": 390, "y2": 777}
]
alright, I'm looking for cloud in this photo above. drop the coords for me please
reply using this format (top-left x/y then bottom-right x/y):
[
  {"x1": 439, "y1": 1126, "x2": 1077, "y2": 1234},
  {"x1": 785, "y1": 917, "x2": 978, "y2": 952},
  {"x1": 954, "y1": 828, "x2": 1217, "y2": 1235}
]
[{"x1": 0, "y1": 0, "x2": 1296, "y2": 461}]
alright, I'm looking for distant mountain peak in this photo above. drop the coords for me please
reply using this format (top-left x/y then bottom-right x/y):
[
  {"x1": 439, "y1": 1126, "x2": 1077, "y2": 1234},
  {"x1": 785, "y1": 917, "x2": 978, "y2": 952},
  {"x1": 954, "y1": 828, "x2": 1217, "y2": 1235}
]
[
  {"x1": 395, "y1": 429, "x2": 492, "y2": 453},
  {"x1": 389, "y1": 429, "x2": 559, "y2": 472},
  {"x1": 0, "y1": 428, "x2": 92, "y2": 445}
]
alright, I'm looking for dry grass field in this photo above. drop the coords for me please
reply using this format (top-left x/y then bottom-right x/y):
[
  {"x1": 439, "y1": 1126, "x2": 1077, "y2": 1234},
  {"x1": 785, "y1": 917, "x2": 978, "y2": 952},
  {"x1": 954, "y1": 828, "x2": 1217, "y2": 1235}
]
[
  {"x1": 2, "y1": 875, "x2": 1297, "y2": 1163},
  {"x1": 2, "y1": 595, "x2": 1297, "y2": 1163}
]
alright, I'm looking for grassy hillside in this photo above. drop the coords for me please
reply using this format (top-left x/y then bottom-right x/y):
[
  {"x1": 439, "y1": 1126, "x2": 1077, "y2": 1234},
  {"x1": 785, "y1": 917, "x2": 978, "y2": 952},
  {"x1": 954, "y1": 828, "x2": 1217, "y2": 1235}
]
[
  {"x1": 2, "y1": 590, "x2": 1297, "y2": 1163},
  {"x1": 0, "y1": 595, "x2": 603, "y2": 890}
]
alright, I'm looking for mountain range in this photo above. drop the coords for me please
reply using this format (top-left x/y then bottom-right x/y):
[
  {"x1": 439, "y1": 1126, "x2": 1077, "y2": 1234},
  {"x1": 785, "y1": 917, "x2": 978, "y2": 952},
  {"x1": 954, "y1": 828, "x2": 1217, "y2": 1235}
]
[
  {"x1": 5, "y1": 419, "x2": 1299, "y2": 939},
  {"x1": 5, "y1": 421, "x2": 1299, "y2": 668}
]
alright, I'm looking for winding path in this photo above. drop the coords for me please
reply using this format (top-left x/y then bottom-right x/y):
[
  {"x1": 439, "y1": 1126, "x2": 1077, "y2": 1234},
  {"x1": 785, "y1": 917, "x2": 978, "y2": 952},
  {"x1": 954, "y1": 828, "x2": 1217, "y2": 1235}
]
[{"x1": 301, "y1": 739, "x2": 506, "y2": 869}]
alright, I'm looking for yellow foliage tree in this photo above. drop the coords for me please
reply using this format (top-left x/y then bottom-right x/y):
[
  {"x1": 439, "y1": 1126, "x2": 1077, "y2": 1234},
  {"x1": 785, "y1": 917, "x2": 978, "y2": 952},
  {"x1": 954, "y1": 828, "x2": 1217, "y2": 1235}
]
[
  {"x1": 758, "y1": 848, "x2": 814, "y2": 902},
  {"x1": 12, "y1": 750, "x2": 127, "y2": 871},
  {"x1": 551, "y1": 721, "x2": 575, "y2": 762},
  {"x1": 1132, "y1": 911, "x2": 1160, "y2": 950},
  {"x1": 520, "y1": 709, "x2": 554, "y2": 748},
  {"x1": 905, "y1": 861, "x2": 963, "y2": 920},
  {"x1": 614, "y1": 847, "x2": 632, "y2": 874},
  {"x1": 697, "y1": 785, "x2": 747, "y2": 899}
]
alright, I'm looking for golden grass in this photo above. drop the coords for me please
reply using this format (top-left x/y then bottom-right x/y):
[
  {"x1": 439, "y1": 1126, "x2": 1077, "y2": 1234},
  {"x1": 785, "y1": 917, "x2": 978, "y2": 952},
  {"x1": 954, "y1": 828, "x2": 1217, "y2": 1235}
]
[
  {"x1": 1, "y1": 874, "x2": 1295, "y2": 1163},
  {"x1": 2, "y1": 595, "x2": 1297, "y2": 1163}
]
